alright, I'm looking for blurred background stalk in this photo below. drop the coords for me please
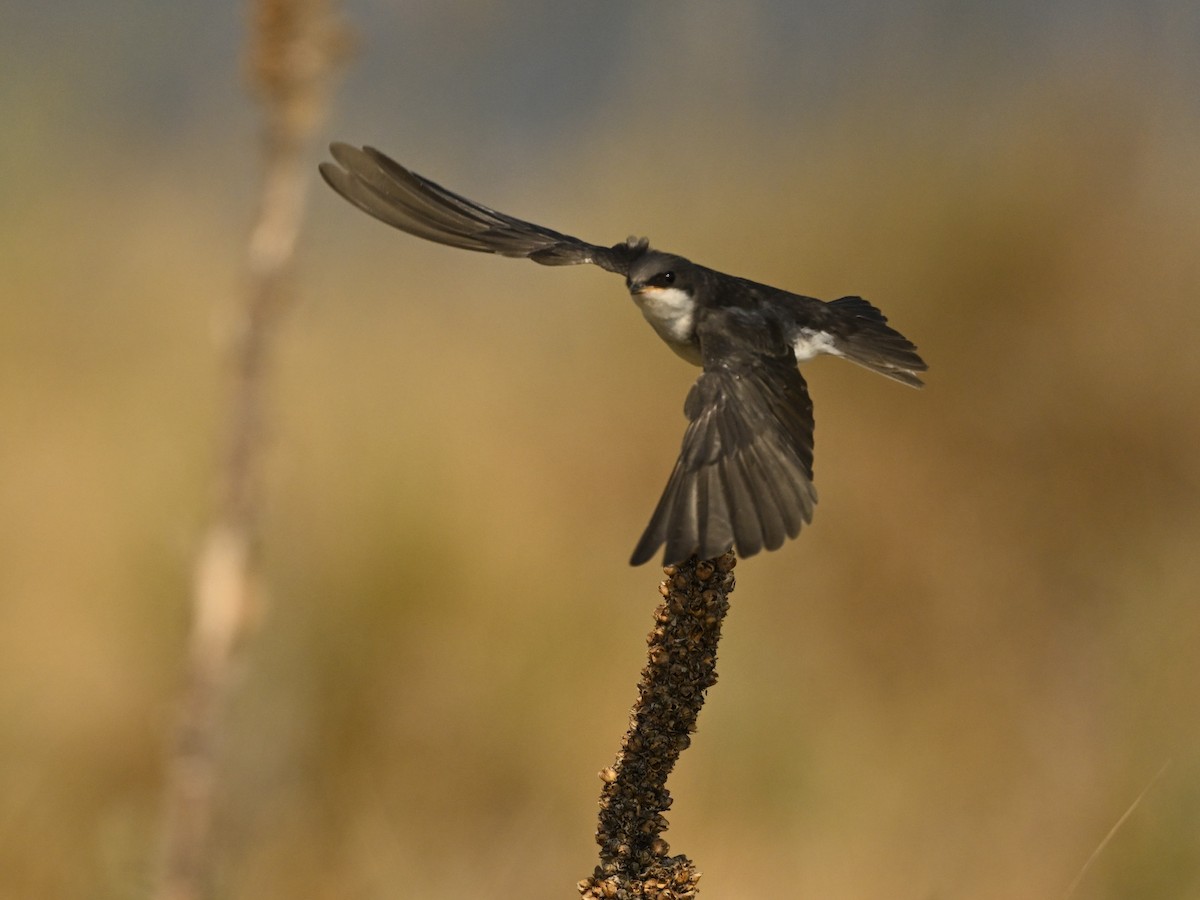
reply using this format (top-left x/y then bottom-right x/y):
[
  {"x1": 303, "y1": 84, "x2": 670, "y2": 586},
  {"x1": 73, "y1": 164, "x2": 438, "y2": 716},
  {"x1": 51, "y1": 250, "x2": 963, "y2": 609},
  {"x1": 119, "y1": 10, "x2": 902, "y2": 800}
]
[{"x1": 154, "y1": 3, "x2": 347, "y2": 899}]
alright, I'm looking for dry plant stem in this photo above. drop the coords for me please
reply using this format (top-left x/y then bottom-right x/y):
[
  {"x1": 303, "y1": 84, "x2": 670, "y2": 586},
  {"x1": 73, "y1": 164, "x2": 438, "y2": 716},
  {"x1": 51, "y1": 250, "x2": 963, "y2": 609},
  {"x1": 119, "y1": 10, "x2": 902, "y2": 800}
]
[
  {"x1": 154, "y1": 3, "x2": 348, "y2": 900},
  {"x1": 580, "y1": 552, "x2": 736, "y2": 900}
]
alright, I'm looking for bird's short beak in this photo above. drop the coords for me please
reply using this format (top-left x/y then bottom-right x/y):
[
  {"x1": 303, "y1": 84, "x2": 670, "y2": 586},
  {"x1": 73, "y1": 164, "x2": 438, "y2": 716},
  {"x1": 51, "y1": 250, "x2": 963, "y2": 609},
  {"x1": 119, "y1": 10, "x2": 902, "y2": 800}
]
[{"x1": 628, "y1": 281, "x2": 646, "y2": 295}]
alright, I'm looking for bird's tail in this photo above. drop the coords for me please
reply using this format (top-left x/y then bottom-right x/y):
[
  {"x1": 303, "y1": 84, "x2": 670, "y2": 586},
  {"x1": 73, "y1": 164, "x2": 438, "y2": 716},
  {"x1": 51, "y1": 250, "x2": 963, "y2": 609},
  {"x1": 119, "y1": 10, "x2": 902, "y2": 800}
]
[{"x1": 828, "y1": 296, "x2": 927, "y2": 388}]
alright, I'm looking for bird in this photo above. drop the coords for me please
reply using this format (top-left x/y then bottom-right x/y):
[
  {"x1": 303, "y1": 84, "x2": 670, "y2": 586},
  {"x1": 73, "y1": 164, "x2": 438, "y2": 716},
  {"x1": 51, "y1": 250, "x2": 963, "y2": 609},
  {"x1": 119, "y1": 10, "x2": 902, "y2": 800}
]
[{"x1": 319, "y1": 143, "x2": 926, "y2": 567}]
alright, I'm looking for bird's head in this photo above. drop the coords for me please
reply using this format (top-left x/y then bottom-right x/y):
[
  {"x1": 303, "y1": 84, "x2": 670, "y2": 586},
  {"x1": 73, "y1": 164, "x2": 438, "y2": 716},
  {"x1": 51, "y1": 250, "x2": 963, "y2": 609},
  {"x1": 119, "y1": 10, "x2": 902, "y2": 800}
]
[{"x1": 626, "y1": 252, "x2": 697, "y2": 303}]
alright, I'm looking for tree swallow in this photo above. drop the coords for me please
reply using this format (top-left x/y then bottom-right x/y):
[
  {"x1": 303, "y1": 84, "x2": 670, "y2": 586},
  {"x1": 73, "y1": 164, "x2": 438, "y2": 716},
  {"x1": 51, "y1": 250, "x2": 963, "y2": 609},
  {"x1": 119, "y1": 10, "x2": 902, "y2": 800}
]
[{"x1": 319, "y1": 144, "x2": 927, "y2": 566}]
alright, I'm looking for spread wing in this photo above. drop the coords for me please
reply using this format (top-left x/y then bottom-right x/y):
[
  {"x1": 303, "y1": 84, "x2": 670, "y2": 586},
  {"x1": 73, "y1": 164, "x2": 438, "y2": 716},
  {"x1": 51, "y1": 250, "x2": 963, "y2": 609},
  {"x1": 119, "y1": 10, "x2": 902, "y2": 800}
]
[
  {"x1": 631, "y1": 308, "x2": 818, "y2": 566},
  {"x1": 319, "y1": 143, "x2": 645, "y2": 275}
]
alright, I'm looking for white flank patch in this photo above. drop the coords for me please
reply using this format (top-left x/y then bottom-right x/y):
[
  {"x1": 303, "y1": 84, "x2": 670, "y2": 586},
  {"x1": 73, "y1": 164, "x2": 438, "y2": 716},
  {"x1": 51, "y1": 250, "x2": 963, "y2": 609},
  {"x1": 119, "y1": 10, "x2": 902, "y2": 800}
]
[
  {"x1": 635, "y1": 286, "x2": 696, "y2": 345},
  {"x1": 792, "y1": 328, "x2": 841, "y2": 361}
]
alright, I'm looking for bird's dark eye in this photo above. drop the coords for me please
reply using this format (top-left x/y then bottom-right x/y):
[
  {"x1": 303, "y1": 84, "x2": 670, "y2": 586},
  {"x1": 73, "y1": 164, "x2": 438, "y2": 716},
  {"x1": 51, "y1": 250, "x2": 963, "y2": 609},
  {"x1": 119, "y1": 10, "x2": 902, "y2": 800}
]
[{"x1": 650, "y1": 271, "x2": 676, "y2": 288}]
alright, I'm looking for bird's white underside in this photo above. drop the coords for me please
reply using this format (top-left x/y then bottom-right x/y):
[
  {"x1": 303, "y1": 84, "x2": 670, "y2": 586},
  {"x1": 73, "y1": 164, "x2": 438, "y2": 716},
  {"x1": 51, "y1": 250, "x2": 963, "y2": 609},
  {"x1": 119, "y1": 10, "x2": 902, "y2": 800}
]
[
  {"x1": 633, "y1": 287, "x2": 844, "y2": 367},
  {"x1": 634, "y1": 285, "x2": 696, "y2": 347}
]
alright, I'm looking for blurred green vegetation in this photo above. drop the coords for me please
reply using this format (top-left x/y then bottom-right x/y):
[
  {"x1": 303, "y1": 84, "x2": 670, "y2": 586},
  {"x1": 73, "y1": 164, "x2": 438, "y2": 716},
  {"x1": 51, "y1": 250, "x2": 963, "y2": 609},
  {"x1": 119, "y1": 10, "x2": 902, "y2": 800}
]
[{"x1": 2, "y1": 7, "x2": 1200, "y2": 899}]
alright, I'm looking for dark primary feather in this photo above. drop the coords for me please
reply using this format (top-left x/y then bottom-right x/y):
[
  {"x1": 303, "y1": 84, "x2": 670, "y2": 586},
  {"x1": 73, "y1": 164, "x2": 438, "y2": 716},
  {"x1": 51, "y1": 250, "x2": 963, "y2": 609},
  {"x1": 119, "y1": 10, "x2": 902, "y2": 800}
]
[
  {"x1": 631, "y1": 308, "x2": 817, "y2": 566},
  {"x1": 319, "y1": 143, "x2": 646, "y2": 275}
]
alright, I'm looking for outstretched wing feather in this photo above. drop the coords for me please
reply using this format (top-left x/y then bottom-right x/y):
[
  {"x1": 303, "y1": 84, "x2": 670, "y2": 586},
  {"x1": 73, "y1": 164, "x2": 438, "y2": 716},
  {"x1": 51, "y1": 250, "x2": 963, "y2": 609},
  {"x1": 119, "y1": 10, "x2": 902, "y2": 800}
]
[
  {"x1": 320, "y1": 143, "x2": 643, "y2": 274},
  {"x1": 631, "y1": 308, "x2": 817, "y2": 566}
]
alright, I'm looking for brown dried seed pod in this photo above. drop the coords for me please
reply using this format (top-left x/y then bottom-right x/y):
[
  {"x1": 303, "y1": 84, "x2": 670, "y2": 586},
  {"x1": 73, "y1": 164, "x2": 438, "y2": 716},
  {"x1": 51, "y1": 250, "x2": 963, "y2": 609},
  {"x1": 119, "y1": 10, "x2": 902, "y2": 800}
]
[{"x1": 589, "y1": 556, "x2": 736, "y2": 894}]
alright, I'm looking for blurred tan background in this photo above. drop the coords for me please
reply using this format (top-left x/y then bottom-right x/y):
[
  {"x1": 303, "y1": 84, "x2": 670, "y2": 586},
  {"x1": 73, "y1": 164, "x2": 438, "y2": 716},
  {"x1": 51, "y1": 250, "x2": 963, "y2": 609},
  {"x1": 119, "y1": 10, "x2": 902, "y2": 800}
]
[{"x1": 3, "y1": 2, "x2": 1200, "y2": 898}]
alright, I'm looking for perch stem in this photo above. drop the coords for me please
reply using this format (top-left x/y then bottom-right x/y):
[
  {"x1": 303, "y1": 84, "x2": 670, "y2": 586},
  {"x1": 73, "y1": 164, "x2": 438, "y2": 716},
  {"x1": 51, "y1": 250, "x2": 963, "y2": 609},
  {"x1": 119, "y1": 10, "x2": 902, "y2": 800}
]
[{"x1": 580, "y1": 552, "x2": 737, "y2": 900}]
